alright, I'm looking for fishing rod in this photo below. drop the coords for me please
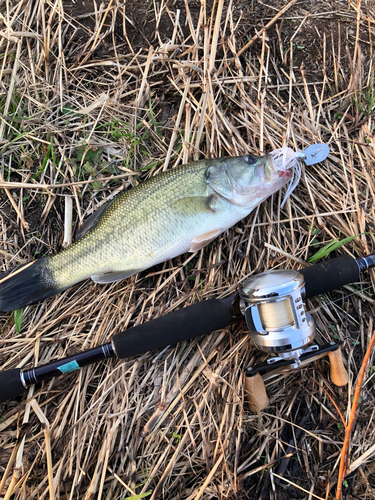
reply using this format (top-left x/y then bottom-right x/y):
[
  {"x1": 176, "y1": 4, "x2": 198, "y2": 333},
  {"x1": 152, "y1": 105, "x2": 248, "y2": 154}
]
[{"x1": 1, "y1": 253, "x2": 374, "y2": 406}]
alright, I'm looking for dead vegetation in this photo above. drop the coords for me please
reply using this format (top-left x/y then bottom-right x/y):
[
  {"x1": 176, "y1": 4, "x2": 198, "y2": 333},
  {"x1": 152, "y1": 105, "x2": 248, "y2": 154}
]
[{"x1": 0, "y1": 0, "x2": 375, "y2": 498}]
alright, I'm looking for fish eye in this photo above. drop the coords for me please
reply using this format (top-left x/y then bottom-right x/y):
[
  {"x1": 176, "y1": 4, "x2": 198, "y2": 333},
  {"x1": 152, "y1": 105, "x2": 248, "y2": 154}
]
[{"x1": 246, "y1": 155, "x2": 257, "y2": 164}]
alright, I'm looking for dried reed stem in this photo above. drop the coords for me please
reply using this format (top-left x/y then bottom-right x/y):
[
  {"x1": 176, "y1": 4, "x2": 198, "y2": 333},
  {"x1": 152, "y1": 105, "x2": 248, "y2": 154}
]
[{"x1": 336, "y1": 331, "x2": 375, "y2": 499}]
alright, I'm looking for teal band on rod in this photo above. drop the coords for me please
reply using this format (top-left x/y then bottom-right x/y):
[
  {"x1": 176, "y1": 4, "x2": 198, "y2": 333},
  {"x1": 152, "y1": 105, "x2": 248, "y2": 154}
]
[{"x1": 57, "y1": 360, "x2": 80, "y2": 374}]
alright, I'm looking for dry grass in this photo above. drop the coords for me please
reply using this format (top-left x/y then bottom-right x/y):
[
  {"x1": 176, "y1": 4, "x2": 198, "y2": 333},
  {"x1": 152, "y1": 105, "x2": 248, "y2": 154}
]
[{"x1": 0, "y1": 0, "x2": 375, "y2": 498}]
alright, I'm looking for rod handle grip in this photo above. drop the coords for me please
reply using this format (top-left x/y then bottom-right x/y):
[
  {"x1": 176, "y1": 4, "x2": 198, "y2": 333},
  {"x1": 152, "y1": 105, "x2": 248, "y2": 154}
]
[
  {"x1": 300, "y1": 255, "x2": 360, "y2": 299},
  {"x1": 113, "y1": 299, "x2": 232, "y2": 359},
  {"x1": 245, "y1": 372, "x2": 269, "y2": 412},
  {"x1": 328, "y1": 347, "x2": 349, "y2": 386},
  {"x1": 0, "y1": 369, "x2": 26, "y2": 402}
]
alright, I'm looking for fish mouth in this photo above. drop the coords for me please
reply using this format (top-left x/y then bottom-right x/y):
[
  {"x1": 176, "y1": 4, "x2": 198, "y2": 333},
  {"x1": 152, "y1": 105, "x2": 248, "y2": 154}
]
[{"x1": 278, "y1": 169, "x2": 293, "y2": 179}]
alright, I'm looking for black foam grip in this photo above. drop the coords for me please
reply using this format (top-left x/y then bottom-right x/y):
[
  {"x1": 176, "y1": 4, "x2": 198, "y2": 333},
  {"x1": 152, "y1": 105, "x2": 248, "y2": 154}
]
[
  {"x1": 113, "y1": 299, "x2": 232, "y2": 359},
  {"x1": 300, "y1": 255, "x2": 360, "y2": 299},
  {"x1": 0, "y1": 369, "x2": 26, "y2": 402}
]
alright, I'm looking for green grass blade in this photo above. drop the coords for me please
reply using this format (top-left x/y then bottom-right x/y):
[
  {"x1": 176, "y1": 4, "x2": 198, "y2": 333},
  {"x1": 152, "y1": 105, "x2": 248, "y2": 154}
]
[
  {"x1": 148, "y1": 94, "x2": 162, "y2": 137},
  {"x1": 14, "y1": 308, "x2": 23, "y2": 333},
  {"x1": 125, "y1": 492, "x2": 152, "y2": 499},
  {"x1": 308, "y1": 234, "x2": 360, "y2": 263}
]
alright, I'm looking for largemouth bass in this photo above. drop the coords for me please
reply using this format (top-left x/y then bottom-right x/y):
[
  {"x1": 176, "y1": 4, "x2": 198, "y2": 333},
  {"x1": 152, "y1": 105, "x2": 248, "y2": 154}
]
[{"x1": 0, "y1": 149, "x2": 300, "y2": 311}]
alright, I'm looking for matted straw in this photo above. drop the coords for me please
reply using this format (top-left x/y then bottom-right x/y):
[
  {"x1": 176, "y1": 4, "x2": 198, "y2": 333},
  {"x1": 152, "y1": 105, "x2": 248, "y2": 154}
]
[{"x1": 0, "y1": 0, "x2": 374, "y2": 499}]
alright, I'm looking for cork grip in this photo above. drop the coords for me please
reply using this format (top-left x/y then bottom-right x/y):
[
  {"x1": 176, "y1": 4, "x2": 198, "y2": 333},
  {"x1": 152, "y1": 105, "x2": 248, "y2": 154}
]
[
  {"x1": 245, "y1": 373, "x2": 269, "y2": 412},
  {"x1": 328, "y1": 347, "x2": 349, "y2": 386}
]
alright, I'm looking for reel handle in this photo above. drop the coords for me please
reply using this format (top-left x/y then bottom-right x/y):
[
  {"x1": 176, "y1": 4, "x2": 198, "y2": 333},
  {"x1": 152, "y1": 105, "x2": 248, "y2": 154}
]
[
  {"x1": 245, "y1": 372, "x2": 269, "y2": 412},
  {"x1": 328, "y1": 347, "x2": 349, "y2": 386},
  {"x1": 245, "y1": 343, "x2": 349, "y2": 412}
]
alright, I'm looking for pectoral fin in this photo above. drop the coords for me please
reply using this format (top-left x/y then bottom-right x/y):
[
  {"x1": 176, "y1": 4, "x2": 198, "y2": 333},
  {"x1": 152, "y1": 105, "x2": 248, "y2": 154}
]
[
  {"x1": 91, "y1": 269, "x2": 142, "y2": 284},
  {"x1": 188, "y1": 228, "x2": 223, "y2": 252},
  {"x1": 75, "y1": 201, "x2": 112, "y2": 241}
]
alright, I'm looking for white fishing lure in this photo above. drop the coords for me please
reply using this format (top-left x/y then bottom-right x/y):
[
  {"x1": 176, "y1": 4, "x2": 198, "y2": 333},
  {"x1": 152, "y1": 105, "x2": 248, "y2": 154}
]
[{"x1": 269, "y1": 144, "x2": 330, "y2": 208}]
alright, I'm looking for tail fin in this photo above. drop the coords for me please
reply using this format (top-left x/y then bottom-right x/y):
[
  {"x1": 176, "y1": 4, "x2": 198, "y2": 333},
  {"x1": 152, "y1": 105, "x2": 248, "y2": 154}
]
[{"x1": 0, "y1": 259, "x2": 64, "y2": 312}]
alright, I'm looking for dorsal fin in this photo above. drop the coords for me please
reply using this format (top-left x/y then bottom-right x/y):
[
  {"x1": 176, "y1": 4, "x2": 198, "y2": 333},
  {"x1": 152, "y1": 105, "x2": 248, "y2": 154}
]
[{"x1": 75, "y1": 202, "x2": 111, "y2": 241}]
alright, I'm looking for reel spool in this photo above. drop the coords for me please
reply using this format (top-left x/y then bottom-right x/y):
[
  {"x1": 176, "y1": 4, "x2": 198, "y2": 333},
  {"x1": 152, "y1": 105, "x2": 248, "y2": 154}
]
[{"x1": 239, "y1": 270, "x2": 349, "y2": 412}]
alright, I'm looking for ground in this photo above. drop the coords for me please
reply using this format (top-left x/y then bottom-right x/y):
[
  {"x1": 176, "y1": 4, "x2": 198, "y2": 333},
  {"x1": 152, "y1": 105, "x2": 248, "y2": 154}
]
[{"x1": 0, "y1": 0, "x2": 375, "y2": 499}]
